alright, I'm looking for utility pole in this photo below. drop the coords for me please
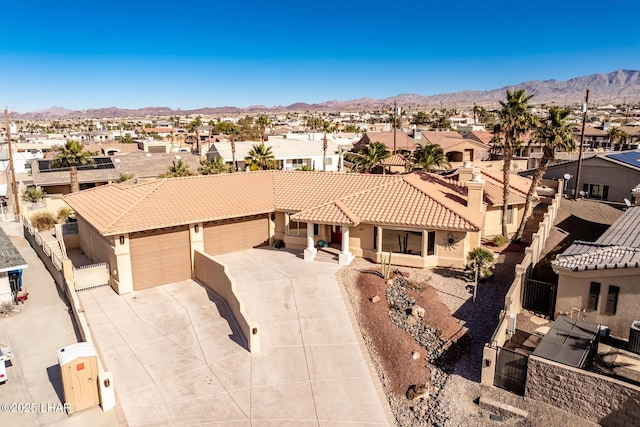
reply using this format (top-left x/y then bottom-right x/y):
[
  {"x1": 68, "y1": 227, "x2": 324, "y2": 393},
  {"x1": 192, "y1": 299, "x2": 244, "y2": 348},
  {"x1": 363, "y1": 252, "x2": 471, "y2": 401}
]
[
  {"x1": 573, "y1": 89, "x2": 590, "y2": 200},
  {"x1": 4, "y1": 108, "x2": 20, "y2": 219},
  {"x1": 393, "y1": 99, "x2": 397, "y2": 154}
]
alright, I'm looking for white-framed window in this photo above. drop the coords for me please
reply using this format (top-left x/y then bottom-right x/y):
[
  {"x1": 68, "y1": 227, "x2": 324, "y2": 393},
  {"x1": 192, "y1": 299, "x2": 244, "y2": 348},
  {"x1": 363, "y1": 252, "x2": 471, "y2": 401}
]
[
  {"x1": 286, "y1": 213, "x2": 307, "y2": 236},
  {"x1": 291, "y1": 159, "x2": 305, "y2": 168},
  {"x1": 325, "y1": 158, "x2": 333, "y2": 166},
  {"x1": 502, "y1": 206, "x2": 515, "y2": 225}
]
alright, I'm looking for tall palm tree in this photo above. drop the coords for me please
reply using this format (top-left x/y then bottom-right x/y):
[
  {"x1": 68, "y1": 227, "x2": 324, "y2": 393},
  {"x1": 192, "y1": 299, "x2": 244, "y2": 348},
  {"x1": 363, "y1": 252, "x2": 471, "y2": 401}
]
[
  {"x1": 198, "y1": 157, "x2": 230, "y2": 175},
  {"x1": 245, "y1": 143, "x2": 275, "y2": 171},
  {"x1": 410, "y1": 143, "x2": 450, "y2": 172},
  {"x1": 514, "y1": 107, "x2": 574, "y2": 241},
  {"x1": 188, "y1": 117, "x2": 202, "y2": 154},
  {"x1": 160, "y1": 160, "x2": 194, "y2": 178},
  {"x1": 351, "y1": 141, "x2": 390, "y2": 173},
  {"x1": 322, "y1": 120, "x2": 332, "y2": 172},
  {"x1": 50, "y1": 140, "x2": 94, "y2": 193},
  {"x1": 607, "y1": 127, "x2": 623, "y2": 151},
  {"x1": 257, "y1": 114, "x2": 270, "y2": 143},
  {"x1": 497, "y1": 89, "x2": 536, "y2": 237}
]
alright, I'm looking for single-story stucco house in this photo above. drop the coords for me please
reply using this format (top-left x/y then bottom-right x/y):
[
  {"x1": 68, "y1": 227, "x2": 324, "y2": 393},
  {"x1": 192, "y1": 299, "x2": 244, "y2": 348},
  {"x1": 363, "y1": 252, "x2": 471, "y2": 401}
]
[{"x1": 63, "y1": 168, "x2": 534, "y2": 294}]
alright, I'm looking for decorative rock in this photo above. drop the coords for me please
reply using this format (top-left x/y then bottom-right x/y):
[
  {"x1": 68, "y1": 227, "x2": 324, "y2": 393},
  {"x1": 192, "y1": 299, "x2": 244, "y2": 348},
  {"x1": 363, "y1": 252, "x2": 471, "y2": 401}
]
[
  {"x1": 387, "y1": 279, "x2": 393, "y2": 286},
  {"x1": 412, "y1": 305, "x2": 425, "y2": 318},
  {"x1": 406, "y1": 315, "x2": 418, "y2": 325},
  {"x1": 407, "y1": 384, "x2": 429, "y2": 401},
  {"x1": 370, "y1": 295, "x2": 381, "y2": 303},
  {"x1": 412, "y1": 351, "x2": 420, "y2": 360}
]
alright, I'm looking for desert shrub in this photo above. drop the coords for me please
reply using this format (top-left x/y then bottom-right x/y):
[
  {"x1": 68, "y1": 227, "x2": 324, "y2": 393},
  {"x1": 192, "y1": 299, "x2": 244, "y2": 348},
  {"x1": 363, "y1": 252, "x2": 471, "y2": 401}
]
[
  {"x1": 0, "y1": 301, "x2": 15, "y2": 316},
  {"x1": 492, "y1": 234, "x2": 509, "y2": 247},
  {"x1": 30, "y1": 211, "x2": 56, "y2": 231},
  {"x1": 57, "y1": 207, "x2": 72, "y2": 222}
]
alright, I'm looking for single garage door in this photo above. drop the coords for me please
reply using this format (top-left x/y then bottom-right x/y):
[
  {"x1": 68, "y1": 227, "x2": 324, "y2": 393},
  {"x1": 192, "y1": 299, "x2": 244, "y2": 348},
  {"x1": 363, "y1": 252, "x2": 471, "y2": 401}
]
[
  {"x1": 129, "y1": 226, "x2": 192, "y2": 290},
  {"x1": 204, "y1": 214, "x2": 269, "y2": 255}
]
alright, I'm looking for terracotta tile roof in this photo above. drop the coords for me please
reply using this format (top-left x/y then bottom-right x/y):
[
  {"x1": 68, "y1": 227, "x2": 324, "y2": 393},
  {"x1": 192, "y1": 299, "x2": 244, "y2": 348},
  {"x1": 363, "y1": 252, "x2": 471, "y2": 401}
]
[
  {"x1": 420, "y1": 131, "x2": 489, "y2": 151},
  {"x1": 66, "y1": 169, "x2": 531, "y2": 236},
  {"x1": 361, "y1": 131, "x2": 419, "y2": 151},
  {"x1": 552, "y1": 243, "x2": 640, "y2": 272},
  {"x1": 379, "y1": 154, "x2": 407, "y2": 166},
  {"x1": 466, "y1": 131, "x2": 494, "y2": 145},
  {"x1": 449, "y1": 168, "x2": 534, "y2": 206},
  {"x1": 65, "y1": 172, "x2": 275, "y2": 235}
]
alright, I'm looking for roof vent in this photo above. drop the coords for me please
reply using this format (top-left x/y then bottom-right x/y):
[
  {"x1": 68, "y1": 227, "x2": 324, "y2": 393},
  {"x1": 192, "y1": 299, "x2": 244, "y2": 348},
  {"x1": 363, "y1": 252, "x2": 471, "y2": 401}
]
[
  {"x1": 175, "y1": 156, "x2": 181, "y2": 160},
  {"x1": 145, "y1": 153, "x2": 152, "y2": 157}
]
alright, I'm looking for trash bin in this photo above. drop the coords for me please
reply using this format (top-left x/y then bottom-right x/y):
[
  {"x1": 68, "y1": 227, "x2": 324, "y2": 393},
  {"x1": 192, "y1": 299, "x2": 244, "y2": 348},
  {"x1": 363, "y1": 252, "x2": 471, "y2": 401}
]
[{"x1": 629, "y1": 321, "x2": 640, "y2": 354}]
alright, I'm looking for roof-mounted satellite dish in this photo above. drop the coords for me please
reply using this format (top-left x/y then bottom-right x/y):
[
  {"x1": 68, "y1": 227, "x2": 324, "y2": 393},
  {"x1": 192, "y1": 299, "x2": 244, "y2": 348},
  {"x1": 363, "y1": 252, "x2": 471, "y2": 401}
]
[
  {"x1": 624, "y1": 198, "x2": 632, "y2": 208},
  {"x1": 579, "y1": 191, "x2": 586, "y2": 198},
  {"x1": 563, "y1": 173, "x2": 572, "y2": 180}
]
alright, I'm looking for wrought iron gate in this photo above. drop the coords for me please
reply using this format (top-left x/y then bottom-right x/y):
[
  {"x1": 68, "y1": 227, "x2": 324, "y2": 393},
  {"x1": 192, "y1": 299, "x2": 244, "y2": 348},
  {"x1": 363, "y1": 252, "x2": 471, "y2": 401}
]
[
  {"x1": 494, "y1": 346, "x2": 528, "y2": 395},
  {"x1": 523, "y1": 279, "x2": 557, "y2": 317}
]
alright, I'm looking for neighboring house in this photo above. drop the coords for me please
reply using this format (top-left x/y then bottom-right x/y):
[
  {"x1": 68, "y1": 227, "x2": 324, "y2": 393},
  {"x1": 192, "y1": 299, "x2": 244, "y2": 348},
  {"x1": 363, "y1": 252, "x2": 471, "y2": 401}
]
[
  {"x1": 521, "y1": 150, "x2": 640, "y2": 203},
  {"x1": 207, "y1": 137, "x2": 342, "y2": 172},
  {"x1": 354, "y1": 130, "x2": 491, "y2": 165},
  {"x1": 63, "y1": 169, "x2": 533, "y2": 294},
  {"x1": 552, "y1": 206, "x2": 640, "y2": 340},
  {"x1": 0, "y1": 227, "x2": 28, "y2": 303},
  {"x1": 29, "y1": 152, "x2": 203, "y2": 194}
]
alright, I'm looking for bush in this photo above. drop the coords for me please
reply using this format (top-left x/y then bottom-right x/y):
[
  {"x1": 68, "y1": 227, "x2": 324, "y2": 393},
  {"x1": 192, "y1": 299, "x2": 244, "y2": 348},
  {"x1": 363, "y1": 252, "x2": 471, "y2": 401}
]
[
  {"x1": 492, "y1": 234, "x2": 509, "y2": 247},
  {"x1": 30, "y1": 211, "x2": 56, "y2": 231},
  {"x1": 57, "y1": 207, "x2": 72, "y2": 222}
]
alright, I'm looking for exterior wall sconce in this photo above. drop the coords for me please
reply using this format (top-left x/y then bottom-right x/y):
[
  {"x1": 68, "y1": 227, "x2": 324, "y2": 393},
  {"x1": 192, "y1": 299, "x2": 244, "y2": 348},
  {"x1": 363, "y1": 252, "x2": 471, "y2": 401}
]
[
  {"x1": 252, "y1": 327, "x2": 258, "y2": 335},
  {"x1": 484, "y1": 359, "x2": 492, "y2": 368},
  {"x1": 104, "y1": 378, "x2": 111, "y2": 387},
  {"x1": 194, "y1": 224, "x2": 199, "y2": 233},
  {"x1": 119, "y1": 236, "x2": 125, "y2": 245}
]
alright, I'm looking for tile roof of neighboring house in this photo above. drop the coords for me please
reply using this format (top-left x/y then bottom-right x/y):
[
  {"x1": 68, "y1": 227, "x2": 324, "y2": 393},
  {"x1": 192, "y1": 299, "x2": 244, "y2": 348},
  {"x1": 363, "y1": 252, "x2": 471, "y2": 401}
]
[
  {"x1": 361, "y1": 131, "x2": 420, "y2": 152},
  {"x1": 0, "y1": 227, "x2": 28, "y2": 273},
  {"x1": 421, "y1": 131, "x2": 489, "y2": 151},
  {"x1": 466, "y1": 131, "x2": 494, "y2": 145},
  {"x1": 553, "y1": 207, "x2": 640, "y2": 271},
  {"x1": 379, "y1": 154, "x2": 407, "y2": 166}
]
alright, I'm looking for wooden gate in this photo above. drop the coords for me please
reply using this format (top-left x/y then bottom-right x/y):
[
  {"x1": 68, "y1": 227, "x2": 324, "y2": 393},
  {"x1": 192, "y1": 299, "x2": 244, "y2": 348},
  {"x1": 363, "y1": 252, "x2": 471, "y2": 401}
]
[
  {"x1": 494, "y1": 346, "x2": 528, "y2": 395},
  {"x1": 523, "y1": 279, "x2": 557, "y2": 318}
]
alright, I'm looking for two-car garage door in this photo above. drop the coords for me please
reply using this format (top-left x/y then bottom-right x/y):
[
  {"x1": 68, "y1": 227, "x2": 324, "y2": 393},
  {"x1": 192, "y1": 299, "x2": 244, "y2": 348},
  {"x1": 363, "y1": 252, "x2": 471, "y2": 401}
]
[
  {"x1": 130, "y1": 226, "x2": 192, "y2": 290},
  {"x1": 129, "y1": 215, "x2": 270, "y2": 290}
]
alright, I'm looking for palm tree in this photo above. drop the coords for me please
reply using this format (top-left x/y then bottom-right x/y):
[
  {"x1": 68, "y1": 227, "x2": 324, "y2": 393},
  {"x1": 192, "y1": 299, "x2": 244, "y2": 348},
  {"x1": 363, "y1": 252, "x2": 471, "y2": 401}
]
[
  {"x1": 322, "y1": 120, "x2": 332, "y2": 172},
  {"x1": 199, "y1": 157, "x2": 230, "y2": 175},
  {"x1": 465, "y1": 247, "x2": 495, "y2": 281},
  {"x1": 245, "y1": 143, "x2": 275, "y2": 171},
  {"x1": 188, "y1": 117, "x2": 202, "y2": 154},
  {"x1": 496, "y1": 89, "x2": 536, "y2": 237},
  {"x1": 607, "y1": 127, "x2": 623, "y2": 150},
  {"x1": 410, "y1": 143, "x2": 450, "y2": 172},
  {"x1": 160, "y1": 160, "x2": 194, "y2": 178},
  {"x1": 514, "y1": 107, "x2": 574, "y2": 241},
  {"x1": 50, "y1": 140, "x2": 94, "y2": 193},
  {"x1": 257, "y1": 114, "x2": 270, "y2": 143},
  {"x1": 351, "y1": 141, "x2": 390, "y2": 173}
]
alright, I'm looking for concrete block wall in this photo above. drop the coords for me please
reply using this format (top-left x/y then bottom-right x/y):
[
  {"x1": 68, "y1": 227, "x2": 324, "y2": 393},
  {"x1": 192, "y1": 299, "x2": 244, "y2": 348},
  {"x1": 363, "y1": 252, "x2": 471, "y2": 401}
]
[{"x1": 526, "y1": 355, "x2": 640, "y2": 426}]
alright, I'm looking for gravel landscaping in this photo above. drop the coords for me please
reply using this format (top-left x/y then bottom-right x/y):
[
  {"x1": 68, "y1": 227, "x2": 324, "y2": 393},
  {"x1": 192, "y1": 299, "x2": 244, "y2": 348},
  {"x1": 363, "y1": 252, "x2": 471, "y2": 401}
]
[{"x1": 337, "y1": 199, "x2": 620, "y2": 426}]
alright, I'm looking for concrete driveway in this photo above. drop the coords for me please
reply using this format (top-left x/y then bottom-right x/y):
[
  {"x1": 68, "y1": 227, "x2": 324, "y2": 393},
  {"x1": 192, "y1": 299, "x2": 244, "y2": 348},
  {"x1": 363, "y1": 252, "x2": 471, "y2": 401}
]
[{"x1": 80, "y1": 247, "x2": 392, "y2": 426}]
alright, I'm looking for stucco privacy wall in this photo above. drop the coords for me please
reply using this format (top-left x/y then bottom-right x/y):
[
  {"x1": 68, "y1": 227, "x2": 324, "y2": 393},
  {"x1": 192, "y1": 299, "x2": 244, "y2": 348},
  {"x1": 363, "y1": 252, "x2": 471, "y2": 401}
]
[
  {"x1": 481, "y1": 180, "x2": 563, "y2": 386},
  {"x1": 192, "y1": 250, "x2": 260, "y2": 352},
  {"x1": 526, "y1": 355, "x2": 640, "y2": 426}
]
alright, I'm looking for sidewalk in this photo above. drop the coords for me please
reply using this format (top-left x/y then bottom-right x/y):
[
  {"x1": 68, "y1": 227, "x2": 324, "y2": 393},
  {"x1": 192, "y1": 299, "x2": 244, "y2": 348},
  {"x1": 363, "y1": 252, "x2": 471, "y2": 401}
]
[{"x1": 0, "y1": 220, "x2": 118, "y2": 427}]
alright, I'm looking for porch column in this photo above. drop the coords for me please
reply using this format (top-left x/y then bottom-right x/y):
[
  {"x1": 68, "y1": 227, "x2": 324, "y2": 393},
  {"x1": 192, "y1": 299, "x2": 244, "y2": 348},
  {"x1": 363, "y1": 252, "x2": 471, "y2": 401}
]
[
  {"x1": 303, "y1": 222, "x2": 317, "y2": 261},
  {"x1": 339, "y1": 225, "x2": 354, "y2": 265}
]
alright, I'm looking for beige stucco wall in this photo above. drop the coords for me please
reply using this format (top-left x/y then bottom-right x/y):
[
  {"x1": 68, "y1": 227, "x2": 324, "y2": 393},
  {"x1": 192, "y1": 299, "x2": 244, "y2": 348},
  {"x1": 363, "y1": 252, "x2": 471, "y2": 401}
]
[
  {"x1": 556, "y1": 268, "x2": 640, "y2": 339},
  {"x1": 193, "y1": 250, "x2": 259, "y2": 352},
  {"x1": 483, "y1": 205, "x2": 523, "y2": 237},
  {"x1": 273, "y1": 212, "x2": 286, "y2": 242},
  {"x1": 349, "y1": 224, "x2": 374, "y2": 257}
]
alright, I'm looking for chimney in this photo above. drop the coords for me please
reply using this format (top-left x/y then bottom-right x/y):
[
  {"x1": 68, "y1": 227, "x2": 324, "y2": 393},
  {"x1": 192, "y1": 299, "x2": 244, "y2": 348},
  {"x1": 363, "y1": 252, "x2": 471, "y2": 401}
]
[
  {"x1": 458, "y1": 161, "x2": 474, "y2": 182},
  {"x1": 466, "y1": 170, "x2": 484, "y2": 212}
]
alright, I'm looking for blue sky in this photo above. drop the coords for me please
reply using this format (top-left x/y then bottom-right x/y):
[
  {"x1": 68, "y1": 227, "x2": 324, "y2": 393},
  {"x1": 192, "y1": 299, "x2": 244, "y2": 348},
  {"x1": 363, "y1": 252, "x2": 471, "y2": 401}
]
[{"x1": 2, "y1": 0, "x2": 639, "y2": 113}]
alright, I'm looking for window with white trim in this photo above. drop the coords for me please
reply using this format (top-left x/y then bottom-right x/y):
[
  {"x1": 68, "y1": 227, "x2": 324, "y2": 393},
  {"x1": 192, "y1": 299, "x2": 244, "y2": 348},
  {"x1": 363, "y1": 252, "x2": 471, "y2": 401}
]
[{"x1": 286, "y1": 213, "x2": 307, "y2": 236}]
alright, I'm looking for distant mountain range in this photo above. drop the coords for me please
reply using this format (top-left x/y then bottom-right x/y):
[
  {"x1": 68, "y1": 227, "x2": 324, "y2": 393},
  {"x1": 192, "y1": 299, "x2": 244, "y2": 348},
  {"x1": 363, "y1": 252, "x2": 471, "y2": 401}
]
[{"x1": 13, "y1": 69, "x2": 640, "y2": 119}]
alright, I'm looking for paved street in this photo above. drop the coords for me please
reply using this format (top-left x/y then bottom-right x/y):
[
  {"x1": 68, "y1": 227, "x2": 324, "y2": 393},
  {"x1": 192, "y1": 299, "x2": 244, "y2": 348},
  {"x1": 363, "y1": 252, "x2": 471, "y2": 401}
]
[
  {"x1": 79, "y1": 247, "x2": 392, "y2": 426},
  {"x1": 0, "y1": 220, "x2": 117, "y2": 427}
]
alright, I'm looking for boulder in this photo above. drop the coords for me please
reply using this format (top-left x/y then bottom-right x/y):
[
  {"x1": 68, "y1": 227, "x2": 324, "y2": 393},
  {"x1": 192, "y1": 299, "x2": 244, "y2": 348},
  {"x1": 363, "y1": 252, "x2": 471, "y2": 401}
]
[
  {"x1": 412, "y1": 305, "x2": 425, "y2": 318},
  {"x1": 370, "y1": 295, "x2": 381, "y2": 303},
  {"x1": 407, "y1": 384, "x2": 429, "y2": 401}
]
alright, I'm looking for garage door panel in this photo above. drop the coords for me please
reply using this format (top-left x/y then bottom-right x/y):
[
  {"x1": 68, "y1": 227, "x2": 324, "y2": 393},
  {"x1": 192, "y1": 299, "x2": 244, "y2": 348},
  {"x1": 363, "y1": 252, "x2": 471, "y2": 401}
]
[
  {"x1": 204, "y1": 215, "x2": 269, "y2": 255},
  {"x1": 130, "y1": 226, "x2": 191, "y2": 290}
]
